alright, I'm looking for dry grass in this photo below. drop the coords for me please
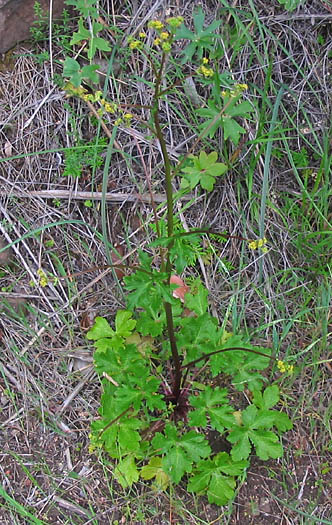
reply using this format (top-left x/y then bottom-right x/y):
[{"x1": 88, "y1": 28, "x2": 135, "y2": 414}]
[{"x1": 0, "y1": 0, "x2": 331, "y2": 523}]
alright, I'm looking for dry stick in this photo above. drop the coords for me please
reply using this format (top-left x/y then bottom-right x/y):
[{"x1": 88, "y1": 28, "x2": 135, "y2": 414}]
[
  {"x1": 58, "y1": 368, "x2": 94, "y2": 414},
  {"x1": 0, "y1": 189, "x2": 193, "y2": 204},
  {"x1": 52, "y1": 497, "x2": 93, "y2": 518},
  {"x1": 0, "y1": 205, "x2": 64, "y2": 323},
  {"x1": 19, "y1": 267, "x2": 113, "y2": 356},
  {"x1": 49, "y1": 0, "x2": 54, "y2": 80},
  {"x1": 84, "y1": 99, "x2": 124, "y2": 155}
]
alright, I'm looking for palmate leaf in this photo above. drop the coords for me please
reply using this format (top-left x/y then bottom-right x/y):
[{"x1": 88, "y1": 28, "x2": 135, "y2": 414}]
[
  {"x1": 184, "y1": 280, "x2": 208, "y2": 316},
  {"x1": 69, "y1": 18, "x2": 112, "y2": 61},
  {"x1": 188, "y1": 452, "x2": 248, "y2": 506},
  {"x1": 91, "y1": 412, "x2": 142, "y2": 459},
  {"x1": 227, "y1": 399, "x2": 292, "y2": 461},
  {"x1": 140, "y1": 457, "x2": 170, "y2": 490},
  {"x1": 124, "y1": 268, "x2": 171, "y2": 310},
  {"x1": 87, "y1": 311, "x2": 136, "y2": 357},
  {"x1": 176, "y1": 313, "x2": 222, "y2": 363},
  {"x1": 210, "y1": 336, "x2": 271, "y2": 392},
  {"x1": 189, "y1": 386, "x2": 235, "y2": 432},
  {"x1": 197, "y1": 98, "x2": 253, "y2": 145},
  {"x1": 152, "y1": 424, "x2": 211, "y2": 483},
  {"x1": 65, "y1": 0, "x2": 98, "y2": 17},
  {"x1": 86, "y1": 317, "x2": 114, "y2": 341},
  {"x1": 180, "y1": 151, "x2": 227, "y2": 192},
  {"x1": 115, "y1": 310, "x2": 136, "y2": 338},
  {"x1": 114, "y1": 456, "x2": 139, "y2": 488},
  {"x1": 174, "y1": 7, "x2": 221, "y2": 63},
  {"x1": 93, "y1": 342, "x2": 145, "y2": 378}
]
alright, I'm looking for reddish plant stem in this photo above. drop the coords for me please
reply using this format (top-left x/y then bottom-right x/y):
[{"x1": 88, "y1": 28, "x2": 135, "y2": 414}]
[{"x1": 152, "y1": 52, "x2": 182, "y2": 402}]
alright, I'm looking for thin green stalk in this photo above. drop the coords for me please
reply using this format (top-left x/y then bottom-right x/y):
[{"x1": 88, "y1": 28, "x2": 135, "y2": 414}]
[{"x1": 258, "y1": 84, "x2": 286, "y2": 281}]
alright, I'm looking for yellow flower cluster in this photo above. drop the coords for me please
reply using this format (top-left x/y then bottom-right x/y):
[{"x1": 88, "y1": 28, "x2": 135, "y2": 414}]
[
  {"x1": 37, "y1": 268, "x2": 48, "y2": 287},
  {"x1": 145, "y1": 16, "x2": 183, "y2": 53},
  {"x1": 222, "y1": 83, "x2": 248, "y2": 99},
  {"x1": 128, "y1": 32, "x2": 146, "y2": 50},
  {"x1": 248, "y1": 237, "x2": 268, "y2": 252},
  {"x1": 63, "y1": 83, "x2": 133, "y2": 128},
  {"x1": 236, "y1": 83, "x2": 248, "y2": 90},
  {"x1": 277, "y1": 360, "x2": 294, "y2": 374},
  {"x1": 197, "y1": 65, "x2": 214, "y2": 78},
  {"x1": 114, "y1": 113, "x2": 133, "y2": 127},
  {"x1": 64, "y1": 82, "x2": 88, "y2": 98},
  {"x1": 166, "y1": 16, "x2": 183, "y2": 28},
  {"x1": 196, "y1": 58, "x2": 214, "y2": 78},
  {"x1": 129, "y1": 39, "x2": 143, "y2": 50},
  {"x1": 148, "y1": 20, "x2": 164, "y2": 30}
]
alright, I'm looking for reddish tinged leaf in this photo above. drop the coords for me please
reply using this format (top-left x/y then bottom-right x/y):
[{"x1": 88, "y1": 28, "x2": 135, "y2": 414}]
[{"x1": 170, "y1": 275, "x2": 190, "y2": 303}]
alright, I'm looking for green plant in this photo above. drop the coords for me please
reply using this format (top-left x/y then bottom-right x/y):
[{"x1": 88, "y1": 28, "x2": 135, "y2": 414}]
[
  {"x1": 62, "y1": 137, "x2": 107, "y2": 178},
  {"x1": 276, "y1": 0, "x2": 304, "y2": 10},
  {"x1": 30, "y1": 1, "x2": 71, "y2": 48},
  {"x1": 63, "y1": 7, "x2": 293, "y2": 508}
]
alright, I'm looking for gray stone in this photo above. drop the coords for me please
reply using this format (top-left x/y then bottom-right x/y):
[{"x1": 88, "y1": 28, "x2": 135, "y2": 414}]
[{"x1": 0, "y1": 0, "x2": 65, "y2": 53}]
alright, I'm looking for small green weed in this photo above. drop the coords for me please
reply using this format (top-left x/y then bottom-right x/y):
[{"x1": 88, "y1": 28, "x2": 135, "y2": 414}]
[
  {"x1": 276, "y1": 0, "x2": 304, "y2": 10},
  {"x1": 30, "y1": 1, "x2": 71, "y2": 48},
  {"x1": 63, "y1": 137, "x2": 107, "y2": 178}
]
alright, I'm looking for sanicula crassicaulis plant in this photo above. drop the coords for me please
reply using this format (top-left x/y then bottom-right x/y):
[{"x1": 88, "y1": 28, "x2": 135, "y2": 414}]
[{"x1": 62, "y1": 5, "x2": 293, "y2": 506}]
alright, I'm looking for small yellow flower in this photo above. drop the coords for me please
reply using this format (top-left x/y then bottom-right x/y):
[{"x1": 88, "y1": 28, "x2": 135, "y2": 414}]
[
  {"x1": 197, "y1": 65, "x2": 214, "y2": 78},
  {"x1": 153, "y1": 38, "x2": 161, "y2": 46},
  {"x1": 114, "y1": 118, "x2": 123, "y2": 126},
  {"x1": 139, "y1": 32, "x2": 146, "y2": 38},
  {"x1": 160, "y1": 31, "x2": 169, "y2": 40},
  {"x1": 248, "y1": 237, "x2": 268, "y2": 250},
  {"x1": 82, "y1": 93, "x2": 95, "y2": 102},
  {"x1": 248, "y1": 240, "x2": 257, "y2": 249},
  {"x1": 257, "y1": 237, "x2": 267, "y2": 248},
  {"x1": 202, "y1": 57, "x2": 209, "y2": 64},
  {"x1": 277, "y1": 360, "x2": 294, "y2": 375},
  {"x1": 235, "y1": 83, "x2": 248, "y2": 90},
  {"x1": 166, "y1": 16, "x2": 183, "y2": 28},
  {"x1": 104, "y1": 102, "x2": 116, "y2": 113},
  {"x1": 124, "y1": 113, "x2": 133, "y2": 120},
  {"x1": 129, "y1": 39, "x2": 142, "y2": 50},
  {"x1": 277, "y1": 360, "x2": 286, "y2": 373},
  {"x1": 37, "y1": 268, "x2": 48, "y2": 287},
  {"x1": 148, "y1": 20, "x2": 164, "y2": 30}
]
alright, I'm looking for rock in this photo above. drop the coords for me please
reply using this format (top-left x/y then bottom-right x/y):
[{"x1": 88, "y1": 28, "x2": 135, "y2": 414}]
[
  {"x1": 0, "y1": 0, "x2": 65, "y2": 54},
  {"x1": 0, "y1": 236, "x2": 13, "y2": 266}
]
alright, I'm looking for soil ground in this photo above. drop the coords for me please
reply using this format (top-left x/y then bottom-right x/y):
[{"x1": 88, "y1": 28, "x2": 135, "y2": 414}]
[{"x1": 0, "y1": 0, "x2": 331, "y2": 523}]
